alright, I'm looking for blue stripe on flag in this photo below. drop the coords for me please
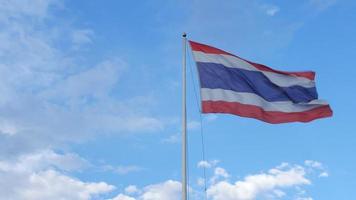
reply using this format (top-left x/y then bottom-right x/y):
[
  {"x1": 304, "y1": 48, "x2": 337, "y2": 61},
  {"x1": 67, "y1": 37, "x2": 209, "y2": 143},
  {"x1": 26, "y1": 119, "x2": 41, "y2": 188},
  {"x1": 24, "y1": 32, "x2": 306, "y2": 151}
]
[{"x1": 197, "y1": 62, "x2": 318, "y2": 103}]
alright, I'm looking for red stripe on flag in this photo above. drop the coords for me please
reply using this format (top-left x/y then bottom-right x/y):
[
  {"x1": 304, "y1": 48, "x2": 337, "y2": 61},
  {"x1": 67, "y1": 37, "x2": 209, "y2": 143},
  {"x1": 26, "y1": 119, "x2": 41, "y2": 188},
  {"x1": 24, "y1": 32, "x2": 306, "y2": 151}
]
[
  {"x1": 189, "y1": 40, "x2": 233, "y2": 56},
  {"x1": 202, "y1": 101, "x2": 332, "y2": 124},
  {"x1": 189, "y1": 40, "x2": 315, "y2": 80}
]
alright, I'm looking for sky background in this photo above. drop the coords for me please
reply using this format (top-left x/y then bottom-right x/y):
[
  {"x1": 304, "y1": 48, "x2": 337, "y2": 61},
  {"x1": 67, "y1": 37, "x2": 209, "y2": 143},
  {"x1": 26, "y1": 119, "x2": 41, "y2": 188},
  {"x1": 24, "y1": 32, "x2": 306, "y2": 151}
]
[{"x1": 0, "y1": 0, "x2": 355, "y2": 200}]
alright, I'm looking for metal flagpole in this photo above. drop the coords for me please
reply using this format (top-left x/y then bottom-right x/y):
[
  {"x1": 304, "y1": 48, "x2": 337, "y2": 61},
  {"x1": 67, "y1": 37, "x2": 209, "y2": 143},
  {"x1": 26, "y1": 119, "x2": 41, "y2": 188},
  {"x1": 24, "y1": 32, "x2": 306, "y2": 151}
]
[{"x1": 181, "y1": 32, "x2": 187, "y2": 200}]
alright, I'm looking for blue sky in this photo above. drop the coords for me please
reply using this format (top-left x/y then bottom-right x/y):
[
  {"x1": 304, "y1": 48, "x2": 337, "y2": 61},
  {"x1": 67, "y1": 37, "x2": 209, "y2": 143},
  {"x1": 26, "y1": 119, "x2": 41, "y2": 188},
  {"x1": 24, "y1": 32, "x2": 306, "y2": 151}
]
[{"x1": 0, "y1": 0, "x2": 355, "y2": 199}]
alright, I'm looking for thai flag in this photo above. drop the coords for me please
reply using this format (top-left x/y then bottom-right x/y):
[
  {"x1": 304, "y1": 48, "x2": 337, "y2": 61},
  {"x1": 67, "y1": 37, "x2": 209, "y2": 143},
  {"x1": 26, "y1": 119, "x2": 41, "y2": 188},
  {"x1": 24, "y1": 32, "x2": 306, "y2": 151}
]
[{"x1": 189, "y1": 40, "x2": 333, "y2": 123}]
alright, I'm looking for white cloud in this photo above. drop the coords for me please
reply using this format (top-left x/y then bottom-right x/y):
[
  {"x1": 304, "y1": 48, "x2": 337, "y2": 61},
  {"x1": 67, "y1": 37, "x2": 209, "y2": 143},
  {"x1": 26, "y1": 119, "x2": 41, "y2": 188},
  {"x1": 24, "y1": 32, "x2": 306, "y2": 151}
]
[
  {"x1": 0, "y1": 3, "x2": 165, "y2": 197},
  {"x1": 304, "y1": 160, "x2": 322, "y2": 169},
  {"x1": 111, "y1": 180, "x2": 181, "y2": 200},
  {"x1": 198, "y1": 161, "x2": 211, "y2": 168},
  {"x1": 210, "y1": 167, "x2": 230, "y2": 184},
  {"x1": 207, "y1": 164, "x2": 310, "y2": 200},
  {"x1": 0, "y1": 150, "x2": 89, "y2": 173},
  {"x1": 214, "y1": 167, "x2": 229, "y2": 178},
  {"x1": 19, "y1": 170, "x2": 114, "y2": 200},
  {"x1": 0, "y1": 0, "x2": 56, "y2": 20},
  {"x1": 296, "y1": 197, "x2": 313, "y2": 200},
  {"x1": 204, "y1": 160, "x2": 327, "y2": 200},
  {"x1": 108, "y1": 161, "x2": 328, "y2": 200},
  {"x1": 273, "y1": 189, "x2": 285, "y2": 198},
  {"x1": 0, "y1": 0, "x2": 165, "y2": 159},
  {"x1": 140, "y1": 180, "x2": 181, "y2": 200},
  {"x1": 304, "y1": 160, "x2": 329, "y2": 178},
  {"x1": 42, "y1": 59, "x2": 125, "y2": 100},
  {"x1": 262, "y1": 5, "x2": 280, "y2": 16},
  {"x1": 125, "y1": 185, "x2": 140, "y2": 195},
  {"x1": 198, "y1": 160, "x2": 220, "y2": 168},
  {"x1": 0, "y1": 150, "x2": 114, "y2": 200},
  {"x1": 319, "y1": 172, "x2": 329, "y2": 177},
  {"x1": 197, "y1": 177, "x2": 206, "y2": 187},
  {"x1": 111, "y1": 194, "x2": 136, "y2": 200}
]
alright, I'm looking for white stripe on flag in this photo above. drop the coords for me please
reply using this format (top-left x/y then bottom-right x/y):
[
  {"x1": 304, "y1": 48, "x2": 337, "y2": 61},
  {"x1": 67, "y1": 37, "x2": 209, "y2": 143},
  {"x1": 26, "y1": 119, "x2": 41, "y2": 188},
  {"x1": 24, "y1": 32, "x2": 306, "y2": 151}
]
[
  {"x1": 192, "y1": 51, "x2": 315, "y2": 88},
  {"x1": 201, "y1": 88, "x2": 328, "y2": 112}
]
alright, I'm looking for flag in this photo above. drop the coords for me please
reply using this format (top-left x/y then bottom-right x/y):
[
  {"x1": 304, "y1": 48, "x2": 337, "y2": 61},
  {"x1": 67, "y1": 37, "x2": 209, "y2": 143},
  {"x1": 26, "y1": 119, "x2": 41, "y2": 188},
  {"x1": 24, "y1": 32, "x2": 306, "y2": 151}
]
[{"x1": 189, "y1": 40, "x2": 333, "y2": 123}]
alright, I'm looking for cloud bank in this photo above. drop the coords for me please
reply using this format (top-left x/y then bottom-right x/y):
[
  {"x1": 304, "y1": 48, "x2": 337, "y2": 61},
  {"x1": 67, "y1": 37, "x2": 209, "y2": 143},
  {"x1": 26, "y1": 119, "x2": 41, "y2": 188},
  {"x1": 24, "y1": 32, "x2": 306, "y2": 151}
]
[{"x1": 110, "y1": 161, "x2": 328, "y2": 200}]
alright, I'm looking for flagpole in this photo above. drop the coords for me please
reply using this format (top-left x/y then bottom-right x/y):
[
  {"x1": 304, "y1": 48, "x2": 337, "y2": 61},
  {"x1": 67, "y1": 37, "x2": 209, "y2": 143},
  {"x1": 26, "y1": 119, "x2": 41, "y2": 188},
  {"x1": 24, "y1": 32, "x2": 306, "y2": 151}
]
[{"x1": 182, "y1": 32, "x2": 187, "y2": 200}]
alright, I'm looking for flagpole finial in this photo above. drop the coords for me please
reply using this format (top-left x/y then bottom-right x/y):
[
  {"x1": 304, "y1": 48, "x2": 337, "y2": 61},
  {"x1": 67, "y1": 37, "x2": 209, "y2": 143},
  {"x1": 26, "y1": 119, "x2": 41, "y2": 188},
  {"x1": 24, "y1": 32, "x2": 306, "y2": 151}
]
[{"x1": 182, "y1": 32, "x2": 187, "y2": 38}]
